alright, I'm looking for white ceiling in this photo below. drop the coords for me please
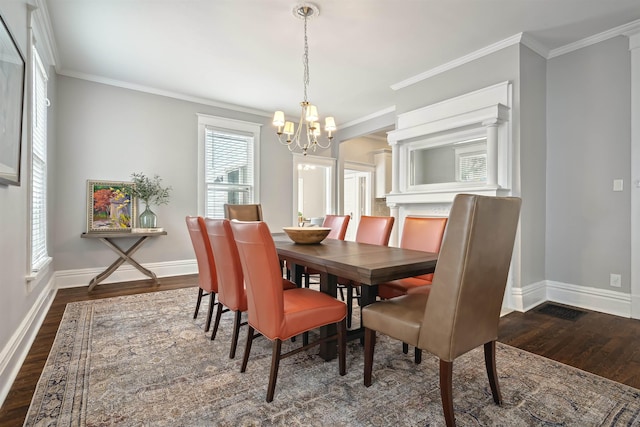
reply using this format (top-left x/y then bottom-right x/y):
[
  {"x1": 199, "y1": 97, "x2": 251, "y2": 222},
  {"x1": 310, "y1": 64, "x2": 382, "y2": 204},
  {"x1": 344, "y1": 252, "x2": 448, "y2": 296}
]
[{"x1": 44, "y1": 0, "x2": 640, "y2": 126}]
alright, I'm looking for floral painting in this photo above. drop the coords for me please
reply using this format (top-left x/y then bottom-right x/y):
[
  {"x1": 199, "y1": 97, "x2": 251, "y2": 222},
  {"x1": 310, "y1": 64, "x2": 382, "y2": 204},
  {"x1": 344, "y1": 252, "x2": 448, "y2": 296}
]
[{"x1": 87, "y1": 180, "x2": 136, "y2": 232}]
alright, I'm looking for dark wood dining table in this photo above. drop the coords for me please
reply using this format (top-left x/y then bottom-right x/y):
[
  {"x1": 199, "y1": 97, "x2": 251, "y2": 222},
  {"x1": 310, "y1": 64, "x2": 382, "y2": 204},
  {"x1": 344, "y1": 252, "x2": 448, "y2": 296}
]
[{"x1": 274, "y1": 237, "x2": 438, "y2": 360}]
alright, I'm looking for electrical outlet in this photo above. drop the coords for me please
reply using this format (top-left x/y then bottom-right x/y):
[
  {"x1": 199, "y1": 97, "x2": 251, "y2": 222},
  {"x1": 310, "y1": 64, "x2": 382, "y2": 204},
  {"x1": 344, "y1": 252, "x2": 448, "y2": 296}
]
[
  {"x1": 613, "y1": 179, "x2": 624, "y2": 191},
  {"x1": 610, "y1": 273, "x2": 622, "y2": 288}
]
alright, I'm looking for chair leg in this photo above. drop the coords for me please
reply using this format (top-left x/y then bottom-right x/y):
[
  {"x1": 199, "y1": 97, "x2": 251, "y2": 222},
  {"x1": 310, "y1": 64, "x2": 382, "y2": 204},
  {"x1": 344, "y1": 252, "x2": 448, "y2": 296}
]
[
  {"x1": 210, "y1": 301, "x2": 224, "y2": 341},
  {"x1": 402, "y1": 342, "x2": 408, "y2": 354},
  {"x1": 484, "y1": 341, "x2": 503, "y2": 405},
  {"x1": 304, "y1": 272, "x2": 310, "y2": 288},
  {"x1": 439, "y1": 359, "x2": 455, "y2": 427},
  {"x1": 338, "y1": 285, "x2": 345, "y2": 301},
  {"x1": 193, "y1": 288, "x2": 204, "y2": 319},
  {"x1": 346, "y1": 285, "x2": 354, "y2": 329},
  {"x1": 363, "y1": 327, "x2": 376, "y2": 387},
  {"x1": 266, "y1": 339, "x2": 282, "y2": 402},
  {"x1": 229, "y1": 311, "x2": 242, "y2": 359},
  {"x1": 338, "y1": 318, "x2": 347, "y2": 376},
  {"x1": 414, "y1": 347, "x2": 422, "y2": 364},
  {"x1": 303, "y1": 331, "x2": 309, "y2": 346},
  {"x1": 205, "y1": 292, "x2": 215, "y2": 331},
  {"x1": 240, "y1": 326, "x2": 255, "y2": 373}
]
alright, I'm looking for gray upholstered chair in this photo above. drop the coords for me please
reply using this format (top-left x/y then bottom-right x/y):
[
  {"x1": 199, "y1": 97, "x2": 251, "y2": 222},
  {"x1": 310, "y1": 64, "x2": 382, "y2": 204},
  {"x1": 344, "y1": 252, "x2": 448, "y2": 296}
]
[
  {"x1": 224, "y1": 203, "x2": 263, "y2": 221},
  {"x1": 362, "y1": 194, "x2": 521, "y2": 427}
]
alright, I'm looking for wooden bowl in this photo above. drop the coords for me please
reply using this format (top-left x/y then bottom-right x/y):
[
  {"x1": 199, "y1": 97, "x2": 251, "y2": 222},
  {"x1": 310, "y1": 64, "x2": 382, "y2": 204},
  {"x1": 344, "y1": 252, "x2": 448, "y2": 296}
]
[{"x1": 282, "y1": 227, "x2": 332, "y2": 244}]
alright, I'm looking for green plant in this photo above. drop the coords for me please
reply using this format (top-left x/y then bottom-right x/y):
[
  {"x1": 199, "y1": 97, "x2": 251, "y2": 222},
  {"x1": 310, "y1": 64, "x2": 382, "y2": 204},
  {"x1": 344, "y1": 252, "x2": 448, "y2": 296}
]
[{"x1": 126, "y1": 172, "x2": 171, "y2": 207}]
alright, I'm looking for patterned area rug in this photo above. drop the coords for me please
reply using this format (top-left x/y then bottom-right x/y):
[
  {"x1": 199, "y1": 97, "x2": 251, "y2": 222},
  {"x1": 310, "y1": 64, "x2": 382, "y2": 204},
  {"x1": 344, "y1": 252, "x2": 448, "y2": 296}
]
[{"x1": 25, "y1": 287, "x2": 640, "y2": 426}]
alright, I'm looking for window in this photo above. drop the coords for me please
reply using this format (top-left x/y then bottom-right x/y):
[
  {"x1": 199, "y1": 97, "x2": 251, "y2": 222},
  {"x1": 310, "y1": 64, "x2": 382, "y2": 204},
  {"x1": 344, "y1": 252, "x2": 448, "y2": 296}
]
[
  {"x1": 197, "y1": 114, "x2": 261, "y2": 218},
  {"x1": 455, "y1": 142, "x2": 487, "y2": 183},
  {"x1": 30, "y1": 47, "x2": 50, "y2": 273}
]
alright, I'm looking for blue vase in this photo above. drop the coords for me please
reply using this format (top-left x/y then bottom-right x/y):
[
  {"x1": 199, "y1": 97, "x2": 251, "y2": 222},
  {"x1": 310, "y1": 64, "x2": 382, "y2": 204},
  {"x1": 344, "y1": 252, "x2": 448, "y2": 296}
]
[{"x1": 139, "y1": 206, "x2": 157, "y2": 228}]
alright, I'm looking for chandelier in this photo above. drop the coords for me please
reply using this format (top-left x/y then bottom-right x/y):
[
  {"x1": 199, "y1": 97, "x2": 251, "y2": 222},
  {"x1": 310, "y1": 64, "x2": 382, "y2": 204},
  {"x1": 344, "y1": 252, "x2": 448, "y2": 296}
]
[{"x1": 273, "y1": 3, "x2": 336, "y2": 156}]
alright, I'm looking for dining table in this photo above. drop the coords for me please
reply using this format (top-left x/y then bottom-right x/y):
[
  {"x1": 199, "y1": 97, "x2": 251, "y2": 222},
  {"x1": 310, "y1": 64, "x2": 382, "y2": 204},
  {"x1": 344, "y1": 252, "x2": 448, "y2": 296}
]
[{"x1": 273, "y1": 236, "x2": 438, "y2": 360}]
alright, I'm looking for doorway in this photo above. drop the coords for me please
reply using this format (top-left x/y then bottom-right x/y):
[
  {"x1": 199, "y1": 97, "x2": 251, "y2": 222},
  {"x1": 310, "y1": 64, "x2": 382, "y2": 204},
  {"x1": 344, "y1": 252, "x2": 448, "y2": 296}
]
[
  {"x1": 292, "y1": 154, "x2": 336, "y2": 226},
  {"x1": 343, "y1": 163, "x2": 373, "y2": 241}
]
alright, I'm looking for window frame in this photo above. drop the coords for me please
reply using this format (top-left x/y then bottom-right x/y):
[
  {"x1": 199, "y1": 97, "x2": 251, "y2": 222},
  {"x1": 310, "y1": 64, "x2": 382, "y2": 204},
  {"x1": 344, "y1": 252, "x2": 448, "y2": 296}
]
[
  {"x1": 26, "y1": 46, "x2": 51, "y2": 282},
  {"x1": 197, "y1": 114, "x2": 261, "y2": 218}
]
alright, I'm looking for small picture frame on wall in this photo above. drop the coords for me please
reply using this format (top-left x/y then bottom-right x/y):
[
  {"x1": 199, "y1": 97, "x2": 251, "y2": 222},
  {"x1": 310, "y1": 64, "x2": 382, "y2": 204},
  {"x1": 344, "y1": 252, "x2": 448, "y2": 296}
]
[
  {"x1": 87, "y1": 180, "x2": 136, "y2": 232},
  {"x1": 0, "y1": 13, "x2": 26, "y2": 186}
]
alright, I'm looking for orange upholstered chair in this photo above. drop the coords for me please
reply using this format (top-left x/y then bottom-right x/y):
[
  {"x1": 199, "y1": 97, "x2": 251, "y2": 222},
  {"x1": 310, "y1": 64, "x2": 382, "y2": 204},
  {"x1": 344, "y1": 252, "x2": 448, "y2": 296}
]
[
  {"x1": 231, "y1": 220, "x2": 347, "y2": 402},
  {"x1": 339, "y1": 215, "x2": 394, "y2": 328},
  {"x1": 290, "y1": 214, "x2": 351, "y2": 287},
  {"x1": 322, "y1": 214, "x2": 351, "y2": 240},
  {"x1": 378, "y1": 217, "x2": 448, "y2": 300},
  {"x1": 205, "y1": 218, "x2": 296, "y2": 358},
  {"x1": 362, "y1": 194, "x2": 521, "y2": 427},
  {"x1": 185, "y1": 216, "x2": 219, "y2": 333}
]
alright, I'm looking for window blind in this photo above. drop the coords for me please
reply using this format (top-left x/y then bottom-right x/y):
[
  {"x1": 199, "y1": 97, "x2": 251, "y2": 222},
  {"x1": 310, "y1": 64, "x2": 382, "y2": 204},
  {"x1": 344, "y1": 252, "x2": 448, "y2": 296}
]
[
  {"x1": 204, "y1": 127, "x2": 254, "y2": 218},
  {"x1": 31, "y1": 48, "x2": 49, "y2": 271},
  {"x1": 458, "y1": 152, "x2": 487, "y2": 182}
]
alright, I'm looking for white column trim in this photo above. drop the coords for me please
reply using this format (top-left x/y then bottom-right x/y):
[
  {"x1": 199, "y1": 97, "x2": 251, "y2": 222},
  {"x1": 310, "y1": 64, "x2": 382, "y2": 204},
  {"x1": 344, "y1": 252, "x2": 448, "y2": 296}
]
[{"x1": 629, "y1": 30, "x2": 640, "y2": 319}]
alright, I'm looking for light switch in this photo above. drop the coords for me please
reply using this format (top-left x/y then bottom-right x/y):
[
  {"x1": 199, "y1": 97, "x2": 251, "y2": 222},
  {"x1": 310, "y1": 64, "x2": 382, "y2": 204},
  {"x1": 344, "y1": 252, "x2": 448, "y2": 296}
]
[{"x1": 613, "y1": 179, "x2": 624, "y2": 192}]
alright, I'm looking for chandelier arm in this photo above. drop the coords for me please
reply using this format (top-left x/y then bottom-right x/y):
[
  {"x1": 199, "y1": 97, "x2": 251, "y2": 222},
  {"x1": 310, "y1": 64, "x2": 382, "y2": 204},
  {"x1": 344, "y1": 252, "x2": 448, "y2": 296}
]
[{"x1": 313, "y1": 138, "x2": 332, "y2": 149}]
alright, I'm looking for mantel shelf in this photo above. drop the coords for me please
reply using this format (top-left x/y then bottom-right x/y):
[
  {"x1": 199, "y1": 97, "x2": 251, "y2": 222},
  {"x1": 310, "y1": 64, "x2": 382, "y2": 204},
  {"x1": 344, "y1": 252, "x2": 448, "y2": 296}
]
[{"x1": 386, "y1": 186, "x2": 510, "y2": 205}]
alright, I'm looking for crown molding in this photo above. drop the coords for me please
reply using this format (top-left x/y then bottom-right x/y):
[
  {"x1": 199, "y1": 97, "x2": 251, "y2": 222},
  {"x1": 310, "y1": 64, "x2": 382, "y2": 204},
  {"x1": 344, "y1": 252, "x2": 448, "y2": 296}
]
[
  {"x1": 548, "y1": 19, "x2": 640, "y2": 58},
  {"x1": 57, "y1": 69, "x2": 272, "y2": 118},
  {"x1": 391, "y1": 33, "x2": 532, "y2": 91},
  {"x1": 340, "y1": 105, "x2": 396, "y2": 129}
]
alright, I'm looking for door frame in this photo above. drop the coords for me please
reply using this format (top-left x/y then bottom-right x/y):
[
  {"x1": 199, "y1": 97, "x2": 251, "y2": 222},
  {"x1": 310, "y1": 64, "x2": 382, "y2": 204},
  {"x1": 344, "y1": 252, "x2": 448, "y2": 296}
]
[{"x1": 292, "y1": 154, "x2": 336, "y2": 226}]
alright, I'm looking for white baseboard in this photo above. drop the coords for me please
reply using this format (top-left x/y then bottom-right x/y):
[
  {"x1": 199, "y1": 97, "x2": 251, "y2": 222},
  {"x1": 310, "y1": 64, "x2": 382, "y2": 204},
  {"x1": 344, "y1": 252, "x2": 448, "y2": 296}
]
[
  {"x1": 632, "y1": 294, "x2": 640, "y2": 320},
  {"x1": 56, "y1": 259, "x2": 198, "y2": 289},
  {"x1": 0, "y1": 275, "x2": 57, "y2": 407},
  {"x1": 546, "y1": 280, "x2": 631, "y2": 318},
  {"x1": 510, "y1": 280, "x2": 546, "y2": 312},
  {"x1": 510, "y1": 280, "x2": 632, "y2": 318}
]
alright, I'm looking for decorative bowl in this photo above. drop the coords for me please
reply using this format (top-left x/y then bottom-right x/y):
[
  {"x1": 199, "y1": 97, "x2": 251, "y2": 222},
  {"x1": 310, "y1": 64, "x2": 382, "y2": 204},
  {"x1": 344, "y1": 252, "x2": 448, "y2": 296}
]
[{"x1": 282, "y1": 227, "x2": 332, "y2": 244}]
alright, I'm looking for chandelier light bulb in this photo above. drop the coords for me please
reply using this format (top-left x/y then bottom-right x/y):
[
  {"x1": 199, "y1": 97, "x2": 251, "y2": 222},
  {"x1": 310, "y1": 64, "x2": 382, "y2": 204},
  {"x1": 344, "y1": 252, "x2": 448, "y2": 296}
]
[
  {"x1": 273, "y1": 111, "x2": 285, "y2": 128},
  {"x1": 325, "y1": 116, "x2": 336, "y2": 131},
  {"x1": 305, "y1": 105, "x2": 319, "y2": 122},
  {"x1": 283, "y1": 121, "x2": 295, "y2": 136}
]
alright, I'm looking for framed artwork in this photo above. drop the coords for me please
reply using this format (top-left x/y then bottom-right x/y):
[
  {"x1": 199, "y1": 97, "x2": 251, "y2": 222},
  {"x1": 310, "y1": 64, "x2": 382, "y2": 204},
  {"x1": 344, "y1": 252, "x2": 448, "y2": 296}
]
[
  {"x1": 87, "y1": 180, "x2": 136, "y2": 232},
  {"x1": 0, "y1": 13, "x2": 26, "y2": 186}
]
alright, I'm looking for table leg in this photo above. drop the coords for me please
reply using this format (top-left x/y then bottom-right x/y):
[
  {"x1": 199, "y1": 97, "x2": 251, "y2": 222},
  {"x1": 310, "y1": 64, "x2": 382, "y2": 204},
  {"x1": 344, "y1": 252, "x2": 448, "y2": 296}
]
[
  {"x1": 290, "y1": 262, "x2": 304, "y2": 288},
  {"x1": 88, "y1": 236, "x2": 158, "y2": 291},
  {"x1": 318, "y1": 272, "x2": 338, "y2": 360}
]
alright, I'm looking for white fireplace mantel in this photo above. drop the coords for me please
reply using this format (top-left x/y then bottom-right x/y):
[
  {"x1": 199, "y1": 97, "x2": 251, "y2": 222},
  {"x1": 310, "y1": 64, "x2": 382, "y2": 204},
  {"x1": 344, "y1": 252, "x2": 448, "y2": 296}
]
[{"x1": 385, "y1": 81, "x2": 513, "y2": 245}]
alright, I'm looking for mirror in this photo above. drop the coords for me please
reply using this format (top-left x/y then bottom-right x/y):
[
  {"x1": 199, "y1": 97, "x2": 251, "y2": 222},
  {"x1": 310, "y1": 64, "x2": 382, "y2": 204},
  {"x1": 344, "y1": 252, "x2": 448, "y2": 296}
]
[{"x1": 410, "y1": 137, "x2": 487, "y2": 187}]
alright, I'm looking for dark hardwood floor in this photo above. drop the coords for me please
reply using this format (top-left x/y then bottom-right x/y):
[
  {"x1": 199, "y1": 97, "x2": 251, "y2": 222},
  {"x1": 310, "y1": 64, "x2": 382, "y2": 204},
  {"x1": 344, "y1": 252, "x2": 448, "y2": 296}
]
[{"x1": 1, "y1": 276, "x2": 639, "y2": 426}]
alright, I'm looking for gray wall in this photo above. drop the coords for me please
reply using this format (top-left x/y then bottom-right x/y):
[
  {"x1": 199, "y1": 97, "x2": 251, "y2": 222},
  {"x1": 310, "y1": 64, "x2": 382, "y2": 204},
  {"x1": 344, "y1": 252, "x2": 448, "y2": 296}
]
[
  {"x1": 546, "y1": 36, "x2": 631, "y2": 291},
  {"x1": 519, "y1": 45, "x2": 547, "y2": 287},
  {"x1": 391, "y1": 44, "x2": 549, "y2": 290},
  {"x1": 53, "y1": 76, "x2": 294, "y2": 271},
  {"x1": 0, "y1": 1, "x2": 57, "y2": 398}
]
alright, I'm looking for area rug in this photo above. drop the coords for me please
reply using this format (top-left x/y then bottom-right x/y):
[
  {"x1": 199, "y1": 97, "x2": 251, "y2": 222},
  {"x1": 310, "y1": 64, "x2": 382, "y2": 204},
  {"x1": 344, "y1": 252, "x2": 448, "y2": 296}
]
[{"x1": 24, "y1": 287, "x2": 640, "y2": 426}]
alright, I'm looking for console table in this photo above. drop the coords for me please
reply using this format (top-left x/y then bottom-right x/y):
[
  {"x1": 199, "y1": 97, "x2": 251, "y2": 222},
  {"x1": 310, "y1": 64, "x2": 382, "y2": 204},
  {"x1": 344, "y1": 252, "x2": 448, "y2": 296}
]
[{"x1": 81, "y1": 230, "x2": 167, "y2": 291}]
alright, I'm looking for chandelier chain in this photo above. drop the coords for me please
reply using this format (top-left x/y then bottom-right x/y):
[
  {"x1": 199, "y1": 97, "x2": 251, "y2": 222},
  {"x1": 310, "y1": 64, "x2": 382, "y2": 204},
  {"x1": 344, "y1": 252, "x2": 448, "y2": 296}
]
[{"x1": 303, "y1": 11, "x2": 309, "y2": 103}]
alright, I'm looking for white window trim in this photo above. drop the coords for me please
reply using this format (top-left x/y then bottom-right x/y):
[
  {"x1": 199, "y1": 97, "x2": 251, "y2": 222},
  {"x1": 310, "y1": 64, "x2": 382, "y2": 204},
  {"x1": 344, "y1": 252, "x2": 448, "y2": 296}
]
[
  {"x1": 196, "y1": 114, "x2": 261, "y2": 216},
  {"x1": 26, "y1": 45, "x2": 52, "y2": 283}
]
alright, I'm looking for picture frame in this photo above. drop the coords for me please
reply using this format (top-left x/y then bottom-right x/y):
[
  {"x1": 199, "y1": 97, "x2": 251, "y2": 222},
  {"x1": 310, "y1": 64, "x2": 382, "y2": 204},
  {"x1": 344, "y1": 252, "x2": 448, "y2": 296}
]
[
  {"x1": 87, "y1": 180, "x2": 136, "y2": 232},
  {"x1": 0, "y1": 13, "x2": 26, "y2": 186}
]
